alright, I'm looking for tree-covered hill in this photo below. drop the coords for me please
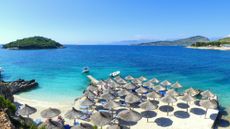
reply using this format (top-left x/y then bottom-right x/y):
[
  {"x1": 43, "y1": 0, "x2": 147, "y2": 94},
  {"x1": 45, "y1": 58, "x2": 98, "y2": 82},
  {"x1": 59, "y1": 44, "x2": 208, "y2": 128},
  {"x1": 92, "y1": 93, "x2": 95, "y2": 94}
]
[{"x1": 3, "y1": 36, "x2": 63, "y2": 49}]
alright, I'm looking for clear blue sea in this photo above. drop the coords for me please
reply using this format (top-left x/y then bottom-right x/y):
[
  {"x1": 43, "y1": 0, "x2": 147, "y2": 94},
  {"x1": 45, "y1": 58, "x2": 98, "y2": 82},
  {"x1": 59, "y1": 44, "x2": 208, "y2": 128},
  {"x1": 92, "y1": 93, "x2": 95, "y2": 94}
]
[{"x1": 0, "y1": 45, "x2": 230, "y2": 110}]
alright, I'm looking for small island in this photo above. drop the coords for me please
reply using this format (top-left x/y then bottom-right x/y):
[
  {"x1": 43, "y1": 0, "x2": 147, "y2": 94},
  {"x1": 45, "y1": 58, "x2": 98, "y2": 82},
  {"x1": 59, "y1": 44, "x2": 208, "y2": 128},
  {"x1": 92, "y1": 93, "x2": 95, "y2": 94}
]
[
  {"x1": 189, "y1": 37, "x2": 230, "y2": 50},
  {"x1": 2, "y1": 36, "x2": 64, "y2": 50}
]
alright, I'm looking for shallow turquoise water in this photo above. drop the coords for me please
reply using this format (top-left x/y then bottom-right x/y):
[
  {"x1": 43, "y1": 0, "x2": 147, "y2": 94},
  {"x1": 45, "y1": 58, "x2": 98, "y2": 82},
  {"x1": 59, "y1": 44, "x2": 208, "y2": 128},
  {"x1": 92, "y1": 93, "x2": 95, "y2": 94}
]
[{"x1": 0, "y1": 45, "x2": 230, "y2": 109}]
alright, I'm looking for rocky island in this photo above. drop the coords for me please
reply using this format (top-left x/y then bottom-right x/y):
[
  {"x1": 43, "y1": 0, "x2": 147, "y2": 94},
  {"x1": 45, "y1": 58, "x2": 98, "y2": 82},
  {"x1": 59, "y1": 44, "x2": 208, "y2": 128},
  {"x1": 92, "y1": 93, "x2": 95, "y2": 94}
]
[{"x1": 2, "y1": 36, "x2": 63, "y2": 50}]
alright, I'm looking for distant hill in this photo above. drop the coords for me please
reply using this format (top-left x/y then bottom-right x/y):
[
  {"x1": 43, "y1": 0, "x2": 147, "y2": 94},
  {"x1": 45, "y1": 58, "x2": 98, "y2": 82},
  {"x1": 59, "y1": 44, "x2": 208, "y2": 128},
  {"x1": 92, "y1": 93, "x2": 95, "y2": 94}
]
[
  {"x1": 218, "y1": 37, "x2": 230, "y2": 42},
  {"x1": 191, "y1": 37, "x2": 230, "y2": 47},
  {"x1": 3, "y1": 36, "x2": 63, "y2": 49},
  {"x1": 135, "y1": 36, "x2": 210, "y2": 46}
]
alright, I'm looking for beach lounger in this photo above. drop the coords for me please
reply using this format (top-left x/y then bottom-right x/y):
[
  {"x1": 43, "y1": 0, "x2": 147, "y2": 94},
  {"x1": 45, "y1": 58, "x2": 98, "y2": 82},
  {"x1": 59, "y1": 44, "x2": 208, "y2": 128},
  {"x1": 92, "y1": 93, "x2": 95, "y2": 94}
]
[
  {"x1": 64, "y1": 124, "x2": 71, "y2": 129},
  {"x1": 34, "y1": 118, "x2": 42, "y2": 125}
]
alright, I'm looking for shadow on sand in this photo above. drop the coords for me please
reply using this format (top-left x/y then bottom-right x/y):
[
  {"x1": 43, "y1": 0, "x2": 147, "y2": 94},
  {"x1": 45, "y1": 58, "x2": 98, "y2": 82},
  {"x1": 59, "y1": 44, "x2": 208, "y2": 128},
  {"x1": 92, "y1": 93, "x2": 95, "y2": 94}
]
[
  {"x1": 190, "y1": 107, "x2": 206, "y2": 115},
  {"x1": 174, "y1": 111, "x2": 190, "y2": 119},
  {"x1": 154, "y1": 117, "x2": 173, "y2": 127}
]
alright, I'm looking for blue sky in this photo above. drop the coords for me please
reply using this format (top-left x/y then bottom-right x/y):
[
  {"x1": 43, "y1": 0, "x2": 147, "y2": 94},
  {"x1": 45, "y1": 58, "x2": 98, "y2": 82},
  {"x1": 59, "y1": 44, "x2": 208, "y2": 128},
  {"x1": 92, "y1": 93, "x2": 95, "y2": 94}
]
[{"x1": 0, "y1": 0, "x2": 230, "y2": 44}]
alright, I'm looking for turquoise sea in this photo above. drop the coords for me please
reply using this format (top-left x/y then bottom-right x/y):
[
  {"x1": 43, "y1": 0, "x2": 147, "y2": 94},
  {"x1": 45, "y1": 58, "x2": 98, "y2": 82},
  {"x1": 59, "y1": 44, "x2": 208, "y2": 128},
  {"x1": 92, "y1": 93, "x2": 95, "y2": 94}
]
[{"x1": 0, "y1": 45, "x2": 230, "y2": 111}]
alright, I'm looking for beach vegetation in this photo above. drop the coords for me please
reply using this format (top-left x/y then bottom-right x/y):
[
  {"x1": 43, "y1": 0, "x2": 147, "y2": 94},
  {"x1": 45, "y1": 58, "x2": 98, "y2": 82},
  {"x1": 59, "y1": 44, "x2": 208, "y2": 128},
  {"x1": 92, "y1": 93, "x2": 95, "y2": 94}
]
[
  {"x1": 0, "y1": 95, "x2": 16, "y2": 114},
  {"x1": 191, "y1": 41, "x2": 230, "y2": 47}
]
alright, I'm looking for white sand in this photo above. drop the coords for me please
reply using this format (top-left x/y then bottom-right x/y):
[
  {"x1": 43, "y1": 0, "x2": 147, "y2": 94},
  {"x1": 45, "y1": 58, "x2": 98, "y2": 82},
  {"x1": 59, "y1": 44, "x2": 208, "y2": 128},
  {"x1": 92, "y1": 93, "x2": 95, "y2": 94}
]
[
  {"x1": 187, "y1": 46, "x2": 230, "y2": 51},
  {"x1": 14, "y1": 95, "x2": 218, "y2": 129}
]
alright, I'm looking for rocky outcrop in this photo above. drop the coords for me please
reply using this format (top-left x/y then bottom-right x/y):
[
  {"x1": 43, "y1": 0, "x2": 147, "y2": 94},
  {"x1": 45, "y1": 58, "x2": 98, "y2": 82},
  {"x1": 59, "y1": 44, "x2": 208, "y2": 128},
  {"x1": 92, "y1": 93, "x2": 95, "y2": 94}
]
[
  {"x1": 6, "y1": 79, "x2": 38, "y2": 94},
  {"x1": 0, "y1": 111, "x2": 15, "y2": 129},
  {"x1": 0, "y1": 79, "x2": 38, "y2": 101}
]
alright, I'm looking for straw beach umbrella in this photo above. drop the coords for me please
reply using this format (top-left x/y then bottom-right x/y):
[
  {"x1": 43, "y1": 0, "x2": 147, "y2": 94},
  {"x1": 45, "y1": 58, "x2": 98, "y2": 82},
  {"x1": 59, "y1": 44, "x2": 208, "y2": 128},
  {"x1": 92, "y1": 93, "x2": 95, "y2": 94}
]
[
  {"x1": 71, "y1": 123, "x2": 94, "y2": 129},
  {"x1": 139, "y1": 100, "x2": 158, "y2": 122},
  {"x1": 100, "y1": 92, "x2": 115, "y2": 101},
  {"x1": 181, "y1": 94, "x2": 195, "y2": 112},
  {"x1": 41, "y1": 108, "x2": 61, "y2": 118},
  {"x1": 90, "y1": 111, "x2": 113, "y2": 128},
  {"x1": 17, "y1": 104, "x2": 37, "y2": 118},
  {"x1": 118, "y1": 89, "x2": 130, "y2": 97},
  {"x1": 138, "y1": 76, "x2": 147, "y2": 82},
  {"x1": 80, "y1": 97, "x2": 95, "y2": 107},
  {"x1": 171, "y1": 81, "x2": 183, "y2": 89},
  {"x1": 64, "y1": 107, "x2": 85, "y2": 121},
  {"x1": 125, "y1": 93, "x2": 141, "y2": 104},
  {"x1": 160, "y1": 80, "x2": 172, "y2": 86},
  {"x1": 149, "y1": 78, "x2": 160, "y2": 84},
  {"x1": 160, "y1": 95, "x2": 177, "y2": 116},
  {"x1": 166, "y1": 89, "x2": 179, "y2": 97},
  {"x1": 185, "y1": 88, "x2": 199, "y2": 96},
  {"x1": 124, "y1": 83, "x2": 136, "y2": 90},
  {"x1": 125, "y1": 75, "x2": 134, "y2": 81},
  {"x1": 118, "y1": 109, "x2": 142, "y2": 122},
  {"x1": 153, "y1": 85, "x2": 166, "y2": 92},
  {"x1": 131, "y1": 79, "x2": 142, "y2": 85},
  {"x1": 147, "y1": 91, "x2": 162, "y2": 100},
  {"x1": 103, "y1": 100, "x2": 120, "y2": 109},
  {"x1": 199, "y1": 99, "x2": 218, "y2": 118},
  {"x1": 41, "y1": 119, "x2": 64, "y2": 129},
  {"x1": 135, "y1": 87, "x2": 148, "y2": 94},
  {"x1": 143, "y1": 81, "x2": 154, "y2": 87},
  {"x1": 201, "y1": 90, "x2": 215, "y2": 99}
]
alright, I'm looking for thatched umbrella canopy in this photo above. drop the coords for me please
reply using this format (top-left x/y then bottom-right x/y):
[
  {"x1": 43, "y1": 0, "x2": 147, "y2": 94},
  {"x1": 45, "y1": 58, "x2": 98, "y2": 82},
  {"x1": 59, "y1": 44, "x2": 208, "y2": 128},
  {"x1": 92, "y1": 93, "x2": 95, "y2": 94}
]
[
  {"x1": 90, "y1": 112, "x2": 113, "y2": 127},
  {"x1": 160, "y1": 80, "x2": 172, "y2": 86},
  {"x1": 153, "y1": 85, "x2": 166, "y2": 91},
  {"x1": 135, "y1": 87, "x2": 148, "y2": 94},
  {"x1": 166, "y1": 89, "x2": 179, "y2": 97},
  {"x1": 171, "y1": 81, "x2": 183, "y2": 89},
  {"x1": 160, "y1": 95, "x2": 177, "y2": 116},
  {"x1": 139, "y1": 100, "x2": 158, "y2": 111},
  {"x1": 125, "y1": 93, "x2": 141, "y2": 104},
  {"x1": 71, "y1": 123, "x2": 94, "y2": 129},
  {"x1": 100, "y1": 92, "x2": 115, "y2": 101},
  {"x1": 40, "y1": 108, "x2": 61, "y2": 118},
  {"x1": 107, "y1": 81, "x2": 120, "y2": 88},
  {"x1": 138, "y1": 76, "x2": 147, "y2": 82},
  {"x1": 124, "y1": 83, "x2": 136, "y2": 90},
  {"x1": 116, "y1": 79, "x2": 127, "y2": 85},
  {"x1": 125, "y1": 75, "x2": 134, "y2": 81},
  {"x1": 181, "y1": 94, "x2": 195, "y2": 112},
  {"x1": 161, "y1": 95, "x2": 177, "y2": 104},
  {"x1": 17, "y1": 104, "x2": 37, "y2": 117},
  {"x1": 201, "y1": 90, "x2": 215, "y2": 99},
  {"x1": 147, "y1": 91, "x2": 162, "y2": 100},
  {"x1": 41, "y1": 119, "x2": 64, "y2": 129},
  {"x1": 80, "y1": 98, "x2": 95, "y2": 107},
  {"x1": 143, "y1": 81, "x2": 154, "y2": 87},
  {"x1": 117, "y1": 89, "x2": 130, "y2": 97},
  {"x1": 84, "y1": 90, "x2": 97, "y2": 100},
  {"x1": 199, "y1": 99, "x2": 218, "y2": 118},
  {"x1": 185, "y1": 88, "x2": 199, "y2": 96},
  {"x1": 103, "y1": 100, "x2": 120, "y2": 109},
  {"x1": 118, "y1": 109, "x2": 142, "y2": 122},
  {"x1": 131, "y1": 79, "x2": 142, "y2": 85},
  {"x1": 149, "y1": 78, "x2": 160, "y2": 84},
  {"x1": 139, "y1": 100, "x2": 158, "y2": 122},
  {"x1": 64, "y1": 107, "x2": 85, "y2": 120}
]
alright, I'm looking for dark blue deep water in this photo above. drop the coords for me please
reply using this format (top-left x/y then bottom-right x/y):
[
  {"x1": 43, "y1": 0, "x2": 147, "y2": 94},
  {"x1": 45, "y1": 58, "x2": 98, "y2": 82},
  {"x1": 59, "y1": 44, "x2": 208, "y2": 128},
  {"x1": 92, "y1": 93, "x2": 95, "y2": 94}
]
[{"x1": 0, "y1": 45, "x2": 230, "y2": 111}]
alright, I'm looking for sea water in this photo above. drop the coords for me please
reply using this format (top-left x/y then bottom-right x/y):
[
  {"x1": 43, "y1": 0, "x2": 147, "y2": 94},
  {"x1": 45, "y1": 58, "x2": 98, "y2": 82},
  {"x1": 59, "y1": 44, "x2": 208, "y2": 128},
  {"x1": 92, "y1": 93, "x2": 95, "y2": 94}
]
[{"x1": 0, "y1": 45, "x2": 230, "y2": 110}]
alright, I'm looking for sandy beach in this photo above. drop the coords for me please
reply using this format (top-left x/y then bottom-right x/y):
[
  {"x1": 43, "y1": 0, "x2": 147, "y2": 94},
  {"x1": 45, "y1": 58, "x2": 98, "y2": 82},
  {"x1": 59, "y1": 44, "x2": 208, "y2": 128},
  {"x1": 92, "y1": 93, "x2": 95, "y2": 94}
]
[
  {"x1": 14, "y1": 94, "x2": 219, "y2": 129},
  {"x1": 187, "y1": 46, "x2": 230, "y2": 51}
]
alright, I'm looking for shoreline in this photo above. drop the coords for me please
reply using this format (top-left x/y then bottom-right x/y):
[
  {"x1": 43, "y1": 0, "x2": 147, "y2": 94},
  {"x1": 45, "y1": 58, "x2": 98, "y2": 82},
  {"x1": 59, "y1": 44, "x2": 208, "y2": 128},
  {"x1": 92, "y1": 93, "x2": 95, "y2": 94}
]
[{"x1": 187, "y1": 46, "x2": 230, "y2": 51}]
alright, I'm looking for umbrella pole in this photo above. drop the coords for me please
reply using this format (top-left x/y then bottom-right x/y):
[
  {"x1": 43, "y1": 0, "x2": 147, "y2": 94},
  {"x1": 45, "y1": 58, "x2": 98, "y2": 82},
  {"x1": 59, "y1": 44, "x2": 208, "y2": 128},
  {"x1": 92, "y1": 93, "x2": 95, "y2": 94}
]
[
  {"x1": 167, "y1": 103, "x2": 169, "y2": 116},
  {"x1": 205, "y1": 108, "x2": 208, "y2": 119}
]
